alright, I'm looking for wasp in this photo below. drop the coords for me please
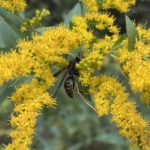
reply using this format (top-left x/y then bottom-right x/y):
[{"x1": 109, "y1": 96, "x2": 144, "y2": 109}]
[
  {"x1": 53, "y1": 56, "x2": 96, "y2": 111},
  {"x1": 54, "y1": 56, "x2": 80, "y2": 98}
]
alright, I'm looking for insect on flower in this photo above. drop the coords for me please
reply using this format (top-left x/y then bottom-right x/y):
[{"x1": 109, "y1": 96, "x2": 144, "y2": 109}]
[
  {"x1": 53, "y1": 56, "x2": 96, "y2": 111},
  {"x1": 53, "y1": 56, "x2": 80, "y2": 98}
]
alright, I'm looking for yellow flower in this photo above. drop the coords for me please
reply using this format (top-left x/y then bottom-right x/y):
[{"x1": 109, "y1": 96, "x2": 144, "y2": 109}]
[
  {"x1": 141, "y1": 85, "x2": 150, "y2": 104},
  {"x1": 137, "y1": 25, "x2": 150, "y2": 43},
  {"x1": 81, "y1": 0, "x2": 98, "y2": 12},
  {"x1": 34, "y1": 63, "x2": 55, "y2": 88},
  {"x1": 0, "y1": 0, "x2": 26, "y2": 12},
  {"x1": 20, "y1": 25, "x2": 27, "y2": 32},
  {"x1": 85, "y1": 12, "x2": 119, "y2": 34},
  {"x1": 93, "y1": 34, "x2": 119, "y2": 54},
  {"x1": 93, "y1": 76, "x2": 128, "y2": 116},
  {"x1": 76, "y1": 50, "x2": 103, "y2": 86},
  {"x1": 21, "y1": 9, "x2": 50, "y2": 32},
  {"x1": 82, "y1": 0, "x2": 135, "y2": 13},
  {"x1": 0, "y1": 50, "x2": 32, "y2": 86},
  {"x1": 31, "y1": 26, "x2": 79, "y2": 58},
  {"x1": 117, "y1": 39, "x2": 150, "y2": 104},
  {"x1": 4, "y1": 80, "x2": 55, "y2": 150},
  {"x1": 0, "y1": 25, "x2": 82, "y2": 87},
  {"x1": 0, "y1": 1, "x2": 149, "y2": 150},
  {"x1": 94, "y1": 88, "x2": 110, "y2": 116},
  {"x1": 72, "y1": 16, "x2": 93, "y2": 49},
  {"x1": 102, "y1": 0, "x2": 136, "y2": 12},
  {"x1": 93, "y1": 76, "x2": 150, "y2": 150},
  {"x1": 116, "y1": 25, "x2": 150, "y2": 104},
  {"x1": 0, "y1": 25, "x2": 83, "y2": 149},
  {"x1": 111, "y1": 100, "x2": 150, "y2": 150}
]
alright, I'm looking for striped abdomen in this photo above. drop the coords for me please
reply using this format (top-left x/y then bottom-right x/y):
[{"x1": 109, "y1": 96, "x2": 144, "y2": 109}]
[{"x1": 64, "y1": 76, "x2": 75, "y2": 98}]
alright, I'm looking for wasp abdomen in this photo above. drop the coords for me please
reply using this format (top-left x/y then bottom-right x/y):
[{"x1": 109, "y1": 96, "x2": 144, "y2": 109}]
[{"x1": 64, "y1": 76, "x2": 75, "y2": 98}]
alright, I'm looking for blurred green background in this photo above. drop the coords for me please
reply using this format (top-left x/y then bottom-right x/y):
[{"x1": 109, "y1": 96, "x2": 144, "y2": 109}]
[{"x1": 0, "y1": 0, "x2": 150, "y2": 150}]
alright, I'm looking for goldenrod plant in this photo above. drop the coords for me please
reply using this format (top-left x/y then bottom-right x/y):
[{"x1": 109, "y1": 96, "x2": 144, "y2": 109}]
[
  {"x1": 0, "y1": 0, "x2": 149, "y2": 150},
  {"x1": 0, "y1": 0, "x2": 26, "y2": 13}
]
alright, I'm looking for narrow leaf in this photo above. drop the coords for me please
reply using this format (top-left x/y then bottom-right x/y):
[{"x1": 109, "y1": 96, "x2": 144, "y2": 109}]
[
  {"x1": 64, "y1": 3, "x2": 82, "y2": 26},
  {"x1": 112, "y1": 34, "x2": 127, "y2": 51},
  {"x1": 125, "y1": 16, "x2": 139, "y2": 51},
  {"x1": 0, "y1": 8, "x2": 27, "y2": 51}
]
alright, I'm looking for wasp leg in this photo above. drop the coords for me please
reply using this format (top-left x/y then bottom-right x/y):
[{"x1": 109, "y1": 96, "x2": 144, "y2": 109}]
[
  {"x1": 78, "y1": 90, "x2": 90, "y2": 95},
  {"x1": 53, "y1": 69, "x2": 68, "y2": 97},
  {"x1": 75, "y1": 82, "x2": 96, "y2": 112},
  {"x1": 53, "y1": 67, "x2": 66, "y2": 77}
]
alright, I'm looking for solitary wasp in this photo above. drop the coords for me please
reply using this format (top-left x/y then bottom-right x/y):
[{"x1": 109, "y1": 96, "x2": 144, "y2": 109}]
[
  {"x1": 54, "y1": 56, "x2": 80, "y2": 98},
  {"x1": 53, "y1": 56, "x2": 96, "y2": 111}
]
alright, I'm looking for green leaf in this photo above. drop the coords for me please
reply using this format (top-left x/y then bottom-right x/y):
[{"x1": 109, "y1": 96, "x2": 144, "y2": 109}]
[
  {"x1": 112, "y1": 34, "x2": 127, "y2": 51},
  {"x1": 34, "y1": 27, "x2": 52, "y2": 34},
  {"x1": 95, "y1": 133, "x2": 129, "y2": 147},
  {"x1": 125, "y1": 16, "x2": 139, "y2": 51},
  {"x1": 0, "y1": 8, "x2": 26, "y2": 51},
  {"x1": 64, "y1": 3, "x2": 83, "y2": 27}
]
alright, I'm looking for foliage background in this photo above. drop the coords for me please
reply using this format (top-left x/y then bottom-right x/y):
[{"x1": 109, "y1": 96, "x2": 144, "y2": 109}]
[{"x1": 0, "y1": 0, "x2": 150, "y2": 149}]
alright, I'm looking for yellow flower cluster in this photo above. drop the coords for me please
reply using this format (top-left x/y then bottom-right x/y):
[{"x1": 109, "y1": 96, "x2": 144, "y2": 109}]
[
  {"x1": 0, "y1": 50, "x2": 32, "y2": 86},
  {"x1": 76, "y1": 50, "x2": 103, "y2": 86},
  {"x1": 81, "y1": 0, "x2": 136, "y2": 13},
  {"x1": 112, "y1": 100, "x2": 150, "y2": 150},
  {"x1": 94, "y1": 76, "x2": 150, "y2": 150},
  {"x1": 0, "y1": 0, "x2": 149, "y2": 150},
  {"x1": 93, "y1": 34, "x2": 119, "y2": 54},
  {"x1": 117, "y1": 26, "x2": 150, "y2": 104},
  {"x1": 85, "y1": 12, "x2": 119, "y2": 33},
  {"x1": 5, "y1": 80, "x2": 55, "y2": 150},
  {"x1": 75, "y1": 1, "x2": 120, "y2": 87},
  {"x1": 72, "y1": 16, "x2": 93, "y2": 49},
  {"x1": 102, "y1": 0, "x2": 136, "y2": 12},
  {"x1": 0, "y1": 0, "x2": 26, "y2": 13},
  {"x1": 81, "y1": 0, "x2": 98, "y2": 12},
  {"x1": 0, "y1": 22, "x2": 94, "y2": 91},
  {"x1": 93, "y1": 76, "x2": 127, "y2": 116},
  {"x1": 81, "y1": 0, "x2": 135, "y2": 32},
  {"x1": 21, "y1": 9, "x2": 50, "y2": 32},
  {"x1": 76, "y1": 34, "x2": 119, "y2": 88},
  {"x1": 137, "y1": 25, "x2": 150, "y2": 43},
  {"x1": 0, "y1": 22, "x2": 97, "y2": 149},
  {"x1": 141, "y1": 85, "x2": 150, "y2": 104}
]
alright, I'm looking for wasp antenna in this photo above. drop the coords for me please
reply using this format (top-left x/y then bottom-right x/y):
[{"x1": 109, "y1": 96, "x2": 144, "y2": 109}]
[{"x1": 79, "y1": 90, "x2": 90, "y2": 95}]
